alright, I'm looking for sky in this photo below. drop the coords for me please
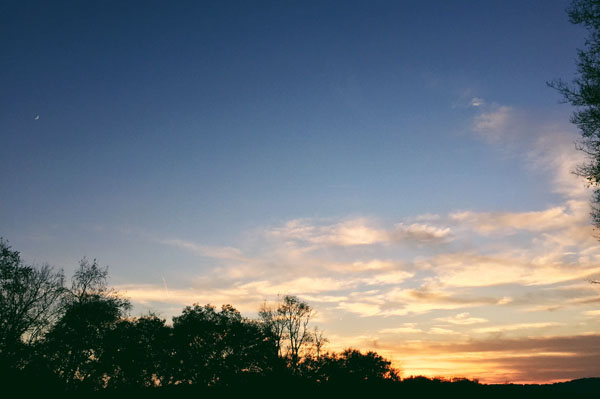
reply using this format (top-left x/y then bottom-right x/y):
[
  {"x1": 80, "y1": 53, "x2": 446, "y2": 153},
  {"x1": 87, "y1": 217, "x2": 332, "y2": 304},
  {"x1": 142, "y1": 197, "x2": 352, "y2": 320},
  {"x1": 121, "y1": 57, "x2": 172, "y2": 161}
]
[{"x1": 1, "y1": 0, "x2": 599, "y2": 384}]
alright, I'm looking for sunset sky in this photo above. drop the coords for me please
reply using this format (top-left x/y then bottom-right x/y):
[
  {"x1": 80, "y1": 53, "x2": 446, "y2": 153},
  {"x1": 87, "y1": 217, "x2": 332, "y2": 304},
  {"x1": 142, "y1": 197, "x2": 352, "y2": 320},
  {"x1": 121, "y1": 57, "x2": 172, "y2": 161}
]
[{"x1": 2, "y1": 0, "x2": 600, "y2": 384}]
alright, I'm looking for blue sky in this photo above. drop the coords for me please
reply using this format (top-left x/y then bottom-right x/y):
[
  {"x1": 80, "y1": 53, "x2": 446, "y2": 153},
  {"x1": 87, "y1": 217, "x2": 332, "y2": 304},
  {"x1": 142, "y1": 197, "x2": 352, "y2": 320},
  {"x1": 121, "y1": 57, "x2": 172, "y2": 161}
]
[{"x1": 2, "y1": 0, "x2": 600, "y2": 383}]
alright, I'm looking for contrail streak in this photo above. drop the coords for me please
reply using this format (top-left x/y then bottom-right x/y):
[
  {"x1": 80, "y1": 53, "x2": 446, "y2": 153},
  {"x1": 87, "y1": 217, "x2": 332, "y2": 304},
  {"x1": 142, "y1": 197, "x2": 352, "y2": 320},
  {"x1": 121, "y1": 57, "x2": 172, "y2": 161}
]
[{"x1": 161, "y1": 275, "x2": 170, "y2": 297}]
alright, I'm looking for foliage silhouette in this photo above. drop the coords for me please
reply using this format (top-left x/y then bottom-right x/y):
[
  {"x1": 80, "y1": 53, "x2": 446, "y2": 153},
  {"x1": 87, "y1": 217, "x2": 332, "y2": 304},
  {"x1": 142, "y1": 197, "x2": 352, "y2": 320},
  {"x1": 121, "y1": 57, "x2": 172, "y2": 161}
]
[
  {"x1": 171, "y1": 303, "x2": 278, "y2": 387},
  {"x1": 0, "y1": 238, "x2": 64, "y2": 382},
  {"x1": 322, "y1": 348, "x2": 400, "y2": 383},
  {"x1": 101, "y1": 313, "x2": 171, "y2": 389},
  {"x1": 550, "y1": 0, "x2": 600, "y2": 228},
  {"x1": 36, "y1": 258, "x2": 130, "y2": 390}
]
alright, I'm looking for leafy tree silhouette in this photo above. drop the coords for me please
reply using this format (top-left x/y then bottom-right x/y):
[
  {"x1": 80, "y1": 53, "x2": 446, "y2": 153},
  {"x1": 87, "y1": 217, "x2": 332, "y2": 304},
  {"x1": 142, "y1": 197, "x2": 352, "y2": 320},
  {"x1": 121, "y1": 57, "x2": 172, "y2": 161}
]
[
  {"x1": 171, "y1": 303, "x2": 278, "y2": 387},
  {"x1": 41, "y1": 258, "x2": 130, "y2": 390},
  {"x1": 317, "y1": 348, "x2": 399, "y2": 385},
  {"x1": 101, "y1": 313, "x2": 172, "y2": 390}
]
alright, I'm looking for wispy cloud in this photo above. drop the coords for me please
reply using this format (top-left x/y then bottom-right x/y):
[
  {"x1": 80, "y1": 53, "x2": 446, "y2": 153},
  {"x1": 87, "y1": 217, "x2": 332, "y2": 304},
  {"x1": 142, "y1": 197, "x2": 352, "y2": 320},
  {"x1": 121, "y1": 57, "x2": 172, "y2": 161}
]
[
  {"x1": 472, "y1": 105, "x2": 515, "y2": 142},
  {"x1": 429, "y1": 327, "x2": 461, "y2": 335},
  {"x1": 158, "y1": 238, "x2": 249, "y2": 262},
  {"x1": 379, "y1": 324, "x2": 423, "y2": 334},
  {"x1": 267, "y1": 218, "x2": 453, "y2": 248},
  {"x1": 449, "y1": 202, "x2": 585, "y2": 235},
  {"x1": 114, "y1": 283, "x2": 261, "y2": 313},
  {"x1": 469, "y1": 101, "x2": 589, "y2": 202},
  {"x1": 429, "y1": 251, "x2": 600, "y2": 287},
  {"x1": 237, "y1": 277, "x2": 356, "y2": 296},
  {"x1": 436, "y1": 312, "x2": 488, "y2": 325},
  {"x1": 331, "y1": 285, "x2": 510, "y2": 318},
  {"x1": 472, "y1": 322, "x2": 564, "y2": 334},
  {"x1": 528, "y1": 131, "x2": 589, "y2": 200},
  {"x1": 392, "y1": 223, "x2": 453, "y2": 244},
  {"x1": 363, "y1": 270, "x2": 414, "y2": 286}
]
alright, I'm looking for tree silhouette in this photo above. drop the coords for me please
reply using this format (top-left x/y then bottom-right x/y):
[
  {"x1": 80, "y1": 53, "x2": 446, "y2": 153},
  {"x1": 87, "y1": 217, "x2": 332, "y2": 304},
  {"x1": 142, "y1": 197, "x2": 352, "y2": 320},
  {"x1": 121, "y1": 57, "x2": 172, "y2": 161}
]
[
  {"x1": 550, "y1": 0, "x2": 600, "y2": 228},
  {"x1": 258, "y1": 300, "x2": 287, "y2": 358},
  {"x1": 101, "y1": 313, "x2": 172, "y2": 390},
  {"x1": 280, "y1": 295, "x2": 313, "y2": 366},
  {"x1": 318, "y1": 348, "x2": 400, "y2": 385},
  {"x1": 41, "y1": 258, "x2": 130, "y2": 390},
  {"x1": 312, "y1": 326, "x2": 328, "y2": 360},
  {"x1": 259, "y1": 295, "x2": 314, "y2": 368},
  {"x1": 171, "y1": 303, "x2": 278, "y2": 387},
  {"x1": 0, "y1": 239, "x2": 64, "y2": 376}
]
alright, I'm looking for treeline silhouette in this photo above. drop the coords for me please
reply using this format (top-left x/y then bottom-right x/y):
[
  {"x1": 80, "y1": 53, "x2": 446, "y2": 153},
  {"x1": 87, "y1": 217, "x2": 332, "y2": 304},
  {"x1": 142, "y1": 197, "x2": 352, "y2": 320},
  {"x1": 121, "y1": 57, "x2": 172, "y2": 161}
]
[{"x1": 1, "y1": 239, "x2": 598, "y2": 398}]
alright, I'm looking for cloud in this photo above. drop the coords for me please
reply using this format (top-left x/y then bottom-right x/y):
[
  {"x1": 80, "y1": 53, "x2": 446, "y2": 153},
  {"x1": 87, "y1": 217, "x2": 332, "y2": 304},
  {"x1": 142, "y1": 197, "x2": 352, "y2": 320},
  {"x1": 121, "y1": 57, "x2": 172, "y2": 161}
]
[
  {"x1": 468, "y1": 102, "x2": 588, "y2": 202},
  {"x1": 472, "y1": 322, "x2": 564, "y2": 335},
  {"x1": 116, "y1": 276, "x2": 357, "y2": 315},
  {"x1": 413, "y1": 213, "x2": 441, "y2": 222},
  {"x1": 583, "y1": 310, "x2": 600, "y2": 317},
  {"x1": 472, "y1": 105, "x2": 515, "y2": 142},
  {"x1": 268, "y1": 218, "x2": 388, "y2": 247},
  {"x1": 114, "y1": 283, "x2": 261, "y2": 314},
  {"x1": 340, "y1": 259, "x2": 397, "y2": 272},
  {"x1": 468, "y1": 101, "x2": 590, "y2": 203},
  {"x1": 392, "y1": 223, "x2": 453, "y2": 244},
  {"x1": 297, "y1": 294, "x2": 349, "y2": 304},
  {"x1": 363, "y1": 270, "x2": 414, "y2": 285},
  {"x1": 333, "y1": 285, "x2": 510, "y2": 318},
  {"x1": 528, "y1": 131, "x2": 590, "y2": 200},
  {"x1": 436, "y1": 312, "x2": 488, "y2": 325},
  {"x1": 237, "y1": 277, "x2": 355, "y2": 296},
  {"x1": 470, "y1": 97, "x2": 484, "y2": 107},
  {"x1": 337, "y1": 301, "x2": 383, "y2": 317},
  {"x1": 147, "y1": 196, "x2": 600, "y2": 325},
  {"x1": 429, "y1": 327, "x2": 460, "y2": 335},
  {"x1": 159, "y1": 238, "x2": 249, "y2": 262},
  {"x1": 449, "y1": 202, "x2": 586, "y2": 235},
  {"x1": 429, "y1": 251, "x2": 600, "y2": 287},
  {"x1": 379, "y1": 324, "x2": 423, "y2": 334},
  {"x1": 267, "y1": 218, "x2": 453, "y2": 248}
]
